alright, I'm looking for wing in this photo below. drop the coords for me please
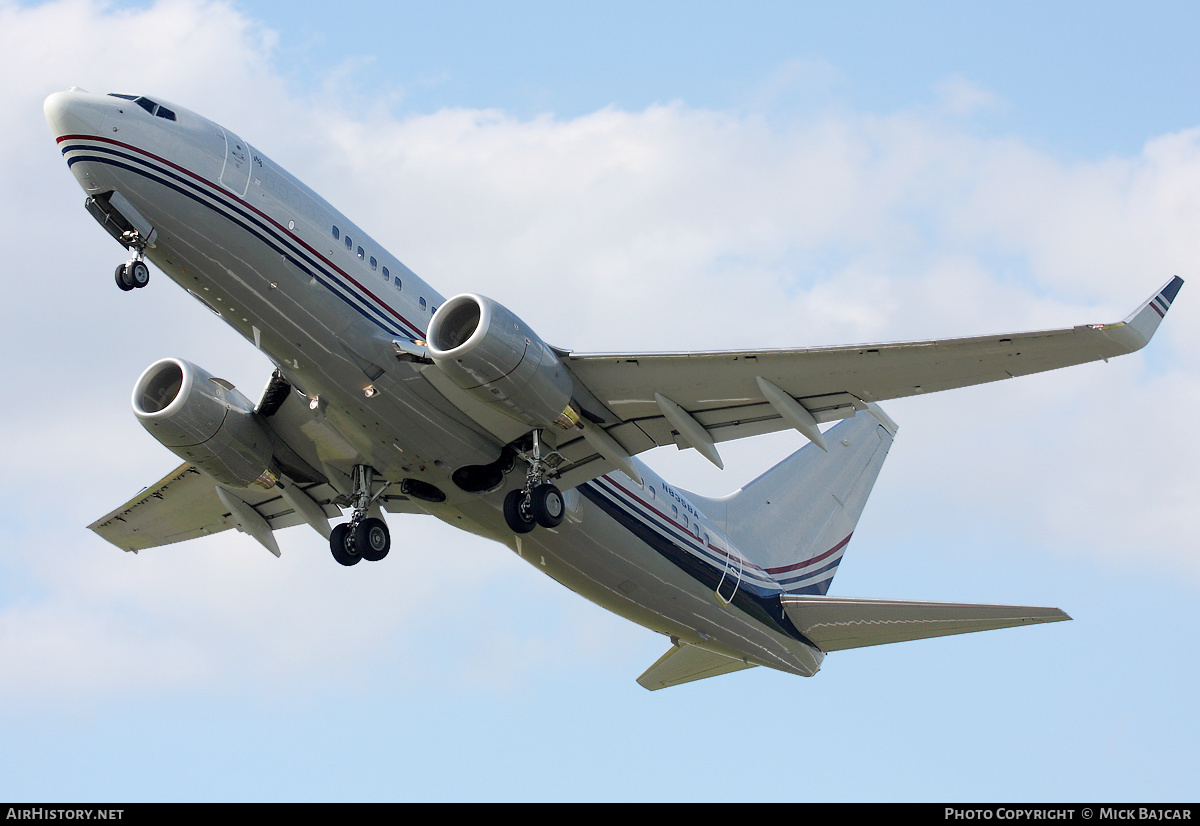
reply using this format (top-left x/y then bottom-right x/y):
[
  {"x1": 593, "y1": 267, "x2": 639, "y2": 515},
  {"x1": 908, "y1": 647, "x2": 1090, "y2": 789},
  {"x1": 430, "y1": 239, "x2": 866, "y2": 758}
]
[
  {"x1": 88, "y1": 462, "x2": 346, "y2": 553},
  {"x1": 547, "y1": 277, "x2": 1183, "y2": 488},
  {"x1": 89, "y1": 460, "x2": 434, "y2": 554}
]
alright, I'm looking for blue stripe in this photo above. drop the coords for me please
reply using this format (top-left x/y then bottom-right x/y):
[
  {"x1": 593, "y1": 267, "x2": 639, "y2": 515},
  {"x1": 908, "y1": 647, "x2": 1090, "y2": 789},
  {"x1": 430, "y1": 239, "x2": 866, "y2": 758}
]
[
  {"x1": 590, "y1": 477, "x2": 778, "y2": 592},
  {"x1": 774, "y1": 555, "x2": 842, "y2": 590},
  {"x1": 1160, "y1": 275, "x2": 1184, "y2": 306},
  {"x1": 64, "y1": 141, "x2": 424, "y2": 340},
  {"x1": 579, "y1": 479, "x2": 816, "y2": 645}
]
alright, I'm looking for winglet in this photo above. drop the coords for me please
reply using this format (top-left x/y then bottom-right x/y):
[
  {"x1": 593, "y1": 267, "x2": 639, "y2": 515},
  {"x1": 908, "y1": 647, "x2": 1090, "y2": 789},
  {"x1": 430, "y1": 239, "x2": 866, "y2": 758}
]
[{"x1": 1106, "y1": 276, "x2": 1184, "y2": 353}]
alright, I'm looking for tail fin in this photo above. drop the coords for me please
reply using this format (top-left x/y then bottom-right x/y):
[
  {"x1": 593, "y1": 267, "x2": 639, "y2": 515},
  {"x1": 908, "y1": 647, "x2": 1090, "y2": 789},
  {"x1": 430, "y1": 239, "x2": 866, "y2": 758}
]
[{"x1": 688, "y1": 405, "x2": 897, "y2": 595}]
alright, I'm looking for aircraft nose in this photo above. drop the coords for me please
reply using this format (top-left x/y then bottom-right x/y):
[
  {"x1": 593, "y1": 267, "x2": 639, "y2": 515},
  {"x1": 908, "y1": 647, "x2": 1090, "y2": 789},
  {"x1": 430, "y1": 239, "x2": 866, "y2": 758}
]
[{"x1": 44, "y1": 89, "x2": 106, "y2": 139}]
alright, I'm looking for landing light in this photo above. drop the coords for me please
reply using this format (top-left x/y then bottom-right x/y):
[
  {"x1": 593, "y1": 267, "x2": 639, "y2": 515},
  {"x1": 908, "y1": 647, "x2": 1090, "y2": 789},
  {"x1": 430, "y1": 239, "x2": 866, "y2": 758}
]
[{"x1": 363, "y1": 385, "x2": 379, "y2": 398}]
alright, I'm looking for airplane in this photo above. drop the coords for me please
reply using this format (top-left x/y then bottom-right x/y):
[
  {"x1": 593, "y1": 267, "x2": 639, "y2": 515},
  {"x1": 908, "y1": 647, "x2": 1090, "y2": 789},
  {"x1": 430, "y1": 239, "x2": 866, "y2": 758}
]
[{"x1": 44, "y1": 87, "x2": 1183, "y2": 690}]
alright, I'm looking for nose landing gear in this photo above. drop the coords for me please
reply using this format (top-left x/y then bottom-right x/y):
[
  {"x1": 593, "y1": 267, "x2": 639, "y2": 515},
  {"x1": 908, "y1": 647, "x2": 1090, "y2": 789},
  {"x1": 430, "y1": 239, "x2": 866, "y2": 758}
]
[
  {"x1": 114, "y1": 259, "x2": 150, "y2": 291},
  {"x1": 114, "y1": 230, "x2": 151, "y2": 291}
]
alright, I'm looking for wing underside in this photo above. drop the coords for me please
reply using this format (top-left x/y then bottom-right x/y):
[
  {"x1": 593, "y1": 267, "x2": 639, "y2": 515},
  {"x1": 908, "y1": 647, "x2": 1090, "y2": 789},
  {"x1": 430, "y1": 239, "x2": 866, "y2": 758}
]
[
  {"x1": 88, "y1": 462, "x2": 427, "y2": 553},
  {"x1": 87, "y1": 463, "x2": 345, "y2": 552}
]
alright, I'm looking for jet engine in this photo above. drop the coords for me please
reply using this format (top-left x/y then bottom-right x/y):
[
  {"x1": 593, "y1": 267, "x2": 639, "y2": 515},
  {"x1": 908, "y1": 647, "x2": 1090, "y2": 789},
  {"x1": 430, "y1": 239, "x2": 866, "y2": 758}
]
[
  {"x1": 132, "y1": 357, "x2": 278, "y2": 488},
  {"x1": 427, "y1": 294, "x2": 578, "y2": 430}
]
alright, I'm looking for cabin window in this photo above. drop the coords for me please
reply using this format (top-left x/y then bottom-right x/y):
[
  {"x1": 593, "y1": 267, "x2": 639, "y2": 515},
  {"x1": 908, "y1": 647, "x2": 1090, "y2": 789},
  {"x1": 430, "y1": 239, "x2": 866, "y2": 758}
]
[
  {"x1": 393, "y1": 277, "x2": 402, "y2": 291},
  {"x1": 648, "y1": 486, "x2": 655, "y2": 499},
  {"x1": 431, "y1": 306, "x2": 438, "y2": 315},
  {"x1": 357, "y1": 246, "x2": 365, "y2": 260},
  {"x1": 370, "y1": 257, "x2": 378, "y2": 271},
  {"x1": 332, "y1": 226, "x2": 340, "y2": 240},
  {"x1": 419, "y1": 297, "x2": 427, "y2": 311},
  {"x1": 672, "y1": 505, "x2": 679, "y2": 519},
  {"x1": 344, "y1": 236, "x2": 352, "y2": 250},
  {"x1": 382, "y1": 266, "x2": 390, "y2": 279}
]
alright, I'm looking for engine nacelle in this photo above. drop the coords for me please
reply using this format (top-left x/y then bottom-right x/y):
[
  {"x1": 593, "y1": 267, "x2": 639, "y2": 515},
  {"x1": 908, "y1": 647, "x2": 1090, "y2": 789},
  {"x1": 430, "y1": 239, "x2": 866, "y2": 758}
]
[
  {"x1": 132, "y1": 358, "x2": 278, "y2": 488},
  {"x1": 427, "y1": 294, "x2": 577, "y2": 430}
]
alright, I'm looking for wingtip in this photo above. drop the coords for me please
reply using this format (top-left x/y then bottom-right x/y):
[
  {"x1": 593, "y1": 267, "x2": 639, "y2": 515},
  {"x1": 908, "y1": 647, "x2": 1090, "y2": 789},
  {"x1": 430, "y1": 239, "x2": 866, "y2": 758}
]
[
  {"x1": 1161, "y1": 275, "x2": 1184, "y2": 305},
  {"x1": 1110, "y1": 276, "x2": 1184, "y2": 352},
  {"x1": 1144, "y1": 275, "x2": 1184, "y2": 319}
]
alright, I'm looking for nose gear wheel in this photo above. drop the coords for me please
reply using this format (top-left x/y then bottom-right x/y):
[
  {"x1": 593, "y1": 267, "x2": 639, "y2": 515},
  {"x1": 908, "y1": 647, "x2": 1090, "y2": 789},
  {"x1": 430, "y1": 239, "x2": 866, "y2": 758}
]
[{"x1": 114, "y1": 230, "x2": 151, "y2": 291}]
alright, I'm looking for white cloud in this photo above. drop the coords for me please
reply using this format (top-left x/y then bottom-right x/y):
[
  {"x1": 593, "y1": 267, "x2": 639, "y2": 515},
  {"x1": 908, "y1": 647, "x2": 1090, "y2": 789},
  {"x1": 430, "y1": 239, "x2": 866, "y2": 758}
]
[{"x1": 933, "y1": 75, "x2": 1004, "y2": 117}]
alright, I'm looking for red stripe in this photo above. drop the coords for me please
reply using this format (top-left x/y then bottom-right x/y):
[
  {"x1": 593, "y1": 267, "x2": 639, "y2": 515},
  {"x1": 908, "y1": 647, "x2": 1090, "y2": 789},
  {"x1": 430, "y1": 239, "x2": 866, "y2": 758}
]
[
  {"x1": 600, "y1": 475, "x2": 852, "y2": 580},
  {"x1": 600, "y1": 475, "x2": 767, "y2": 574},
  {"x1": 765, "y1": 533, "x2": 852, "y2": 574},
  {"x1": 58, "y1": 133, "x2": 427, "y2": 337}
]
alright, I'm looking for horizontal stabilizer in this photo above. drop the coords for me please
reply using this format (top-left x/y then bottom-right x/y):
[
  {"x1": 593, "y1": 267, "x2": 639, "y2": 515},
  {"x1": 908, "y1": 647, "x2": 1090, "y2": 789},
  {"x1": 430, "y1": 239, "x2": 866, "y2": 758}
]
[
  {"x1": 781, "y1": 595, "x2": 1070, "y2": 652},
  {"x1": 636, "y1": 641, "x2": 756, "y2": 690}
]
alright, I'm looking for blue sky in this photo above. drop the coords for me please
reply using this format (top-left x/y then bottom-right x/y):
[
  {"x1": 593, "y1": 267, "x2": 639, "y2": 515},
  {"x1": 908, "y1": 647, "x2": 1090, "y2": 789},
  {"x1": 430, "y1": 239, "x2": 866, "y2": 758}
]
[
  {"x1": 253, "y1": 0, "x2": 1200, "y2": 156},
  {"x1": 1, "y1": 0, "x2": 1199, "y2": 802}
]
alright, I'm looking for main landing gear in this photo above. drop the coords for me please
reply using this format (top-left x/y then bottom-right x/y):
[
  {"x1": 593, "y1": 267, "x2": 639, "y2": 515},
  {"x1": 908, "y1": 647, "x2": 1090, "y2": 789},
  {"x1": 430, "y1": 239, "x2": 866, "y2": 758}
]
[
  {"x1": 114, "y1": 230, "x2": 151, "y2": 291},
  {"x1": 503, "y1": 430, "x2": 566, "y2": 534},
  {"x1": 329, "y1": 465, "x2": 392, "y2": 567}
]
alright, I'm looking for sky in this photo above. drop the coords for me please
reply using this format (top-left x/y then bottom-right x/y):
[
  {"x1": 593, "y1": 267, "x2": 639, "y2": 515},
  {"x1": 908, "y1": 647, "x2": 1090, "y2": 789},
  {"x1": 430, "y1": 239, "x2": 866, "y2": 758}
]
[{"x1": 1, "y1": 0, "x2": 1199, "y2": 802}]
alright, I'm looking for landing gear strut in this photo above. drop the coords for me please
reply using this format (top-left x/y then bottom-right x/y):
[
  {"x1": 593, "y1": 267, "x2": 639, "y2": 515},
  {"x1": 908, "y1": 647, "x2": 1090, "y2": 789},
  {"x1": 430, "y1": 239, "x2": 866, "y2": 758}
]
[
  {"x1": 503, "y1": 430, "x2": 566, "y2": 534},
  {"x1": 114, "y1": 230, "x2": 150, "y2": 291},
  {"x1": 329, "y1": 465, "x2": 392, "y2": 566}
]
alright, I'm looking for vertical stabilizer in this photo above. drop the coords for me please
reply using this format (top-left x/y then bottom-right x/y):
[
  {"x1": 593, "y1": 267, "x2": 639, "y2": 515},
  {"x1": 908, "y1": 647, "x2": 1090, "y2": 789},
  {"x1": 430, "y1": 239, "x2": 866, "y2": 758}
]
[{"x1": 689, "y1": 406, "x2": 896, "y2": 595}]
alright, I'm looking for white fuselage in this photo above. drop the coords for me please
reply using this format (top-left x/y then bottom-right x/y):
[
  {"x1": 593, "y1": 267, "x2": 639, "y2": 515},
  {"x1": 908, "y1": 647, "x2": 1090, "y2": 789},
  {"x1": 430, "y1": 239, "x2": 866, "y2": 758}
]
[{"x1": 46, "y1": 89, "x2": 825, "y2": 677}]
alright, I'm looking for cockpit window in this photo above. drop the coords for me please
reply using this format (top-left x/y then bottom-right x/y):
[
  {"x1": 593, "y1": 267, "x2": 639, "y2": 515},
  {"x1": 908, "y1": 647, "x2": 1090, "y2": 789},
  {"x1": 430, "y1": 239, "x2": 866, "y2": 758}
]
[{"x1": 107, "y1": 94, "x2": 175, "y2": 121}]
